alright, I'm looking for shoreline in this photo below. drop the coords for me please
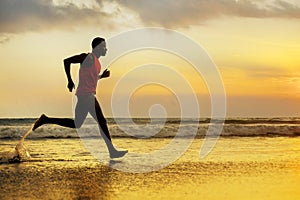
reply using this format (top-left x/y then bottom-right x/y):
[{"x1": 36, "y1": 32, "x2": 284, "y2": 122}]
[
  {"x1": 1, "y1": 137, "x2": 300, "y2": 199},
  {"x1": 1, "y1": 159, "x2": 299, "y2": 200}
]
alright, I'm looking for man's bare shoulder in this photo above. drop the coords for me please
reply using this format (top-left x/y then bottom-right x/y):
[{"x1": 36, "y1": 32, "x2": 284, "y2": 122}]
[
  {"x1": 81, "y1": 53, "x2": 94, "y2": 67},
  {"x1": 64, "y1": 53, "x2": 89, "y2": 64}
]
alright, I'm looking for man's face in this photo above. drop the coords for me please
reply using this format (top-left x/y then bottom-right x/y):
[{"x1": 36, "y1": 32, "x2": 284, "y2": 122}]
[{"x1": 94, "y1": 41, "x2": 107, "y2": 57}]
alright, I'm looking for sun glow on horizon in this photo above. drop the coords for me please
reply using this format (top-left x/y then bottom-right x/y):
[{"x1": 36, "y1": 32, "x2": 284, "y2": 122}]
[{"x1": 0, "y1": 1, "x2": 300, "y2": 117}]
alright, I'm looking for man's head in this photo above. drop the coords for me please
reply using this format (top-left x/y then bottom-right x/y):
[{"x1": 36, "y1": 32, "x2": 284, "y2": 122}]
[{"x1": 92, "y1": 37, "x2": 107, "y2": 58}]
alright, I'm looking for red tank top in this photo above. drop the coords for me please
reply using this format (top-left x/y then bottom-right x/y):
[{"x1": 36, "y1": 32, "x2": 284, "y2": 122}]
[{"x1": 76, "y1": 53, "x2": 101, "y2": 96}]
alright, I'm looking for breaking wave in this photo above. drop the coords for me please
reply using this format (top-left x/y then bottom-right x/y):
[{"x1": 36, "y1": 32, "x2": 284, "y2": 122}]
[{"x1": 0, "y1": 118, "x2": 300, "y2": 139}]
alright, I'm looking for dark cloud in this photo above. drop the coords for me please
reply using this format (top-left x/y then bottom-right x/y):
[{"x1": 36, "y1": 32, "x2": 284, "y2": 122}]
[
  {"x1": 0, "y1": 0, "x2": 299, "y2": 35},
  {"x1": 0, "y1": 0, "x2": 111, "y2": 34},
  {"x1": 114, "y1": 0, "x2": 300, "y2": 27}
]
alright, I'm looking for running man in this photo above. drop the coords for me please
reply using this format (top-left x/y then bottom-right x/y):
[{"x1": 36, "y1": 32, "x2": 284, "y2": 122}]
[{"x1": 33, "y1": 37, "x2": 128, "y2": 159}]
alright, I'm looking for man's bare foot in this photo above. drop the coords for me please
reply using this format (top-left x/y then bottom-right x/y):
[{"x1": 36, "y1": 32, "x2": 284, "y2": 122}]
[
  {"x1": 109, "y1": 149, "x2": 128, "y2": 159},
  {"x1": 32, "y1": 114, "x2": 48, "y2": 131}
]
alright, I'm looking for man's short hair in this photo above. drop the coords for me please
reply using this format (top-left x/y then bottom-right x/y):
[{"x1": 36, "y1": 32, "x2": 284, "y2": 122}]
[{"x1": 92, "y1": 37, "x2": 105, "y2": 49}]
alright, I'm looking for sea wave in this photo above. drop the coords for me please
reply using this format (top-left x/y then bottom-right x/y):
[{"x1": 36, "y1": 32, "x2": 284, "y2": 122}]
[{"x1": 1, "y1": 117, "x2": 300, "y2": 139}]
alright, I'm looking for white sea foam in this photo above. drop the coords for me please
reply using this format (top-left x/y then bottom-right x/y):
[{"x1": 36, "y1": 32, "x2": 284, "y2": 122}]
[
  {"x1": 0, "y1": 127, "x2": 31, "y2": 163},
  {"x1": 0, "y1": 118, "x2": 300, "y2": 139}
]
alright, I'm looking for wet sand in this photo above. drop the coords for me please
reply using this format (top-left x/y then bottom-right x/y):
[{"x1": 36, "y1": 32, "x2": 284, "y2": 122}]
[{"x1": 1, "y1": 137, "x2": 300, "y2": 200}]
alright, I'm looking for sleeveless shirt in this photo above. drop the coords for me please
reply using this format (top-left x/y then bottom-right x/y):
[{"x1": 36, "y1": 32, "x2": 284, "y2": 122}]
[{"x1": 76, "y1": 53, "x2": 101, "y2": 95}]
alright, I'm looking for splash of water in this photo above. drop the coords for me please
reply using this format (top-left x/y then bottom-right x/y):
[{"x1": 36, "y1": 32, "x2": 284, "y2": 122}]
[{"x1": 0, "y1": 126, "x2": 33, "y2": 163}]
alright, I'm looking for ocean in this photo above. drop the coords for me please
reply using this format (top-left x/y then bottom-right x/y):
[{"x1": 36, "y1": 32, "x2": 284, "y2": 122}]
[
  {"x1": 1, "y1": 117, "x2": 300, "y2": 199},
  {"x1": 1, "y1": 117, "x2": 300, "y2": 139}
]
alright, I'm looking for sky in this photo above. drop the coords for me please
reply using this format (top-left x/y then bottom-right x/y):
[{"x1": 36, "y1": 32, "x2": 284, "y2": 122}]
[{"x1": 0, "y1": 0, "x2": 300, "y2": 118}]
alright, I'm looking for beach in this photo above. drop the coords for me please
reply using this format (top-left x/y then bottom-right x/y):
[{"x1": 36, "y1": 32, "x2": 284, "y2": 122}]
[
  {"x1": 1, "y1": 136, "x2": 300, "y2": 200},
  {"x1": 1, "y1": 1, "x2": 300, "y2": 199}
]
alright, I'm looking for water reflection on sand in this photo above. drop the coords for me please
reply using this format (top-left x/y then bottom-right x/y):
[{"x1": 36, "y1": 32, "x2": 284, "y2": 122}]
[{"x1": 1, "y1": 137, "x2": 300, "y2": 200}]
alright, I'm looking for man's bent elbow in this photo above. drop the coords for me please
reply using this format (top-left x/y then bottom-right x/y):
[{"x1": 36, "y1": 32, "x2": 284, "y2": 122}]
[{"x1": 63, "y1": 59, "x2": 70, "y2": 67}]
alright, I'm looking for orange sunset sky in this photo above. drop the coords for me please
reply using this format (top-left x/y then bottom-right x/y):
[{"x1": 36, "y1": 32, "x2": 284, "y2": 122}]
[{"x1": 0, "y1": 0, "x2": 300, "y2": 118}]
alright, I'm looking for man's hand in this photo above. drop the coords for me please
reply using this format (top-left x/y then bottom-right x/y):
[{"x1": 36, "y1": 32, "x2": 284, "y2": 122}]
[
  {"x1": 67, "y1": 80, "x2": 75, "y2": 92},
  {"x1": 99, "y1": 69, "x2": 110, "y2": 79}
]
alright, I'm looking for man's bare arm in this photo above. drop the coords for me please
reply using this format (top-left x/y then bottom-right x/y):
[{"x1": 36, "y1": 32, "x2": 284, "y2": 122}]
[
  {"x1": 98, "y1": 69, "x2": 110, "y2": 80},
  {"x1": 63, "y1": 53, "x2": 87, "y2": 92}
]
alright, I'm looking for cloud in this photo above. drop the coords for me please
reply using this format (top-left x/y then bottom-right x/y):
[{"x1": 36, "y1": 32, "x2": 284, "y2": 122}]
[
  {"x1": 0, "y1": 0, "x2": 300, "y2": 35},
  {"x1": 113, "y1": 0, "x2": 300, "y2": 27},
  {"x1": 229, "y1": 65, "x2": 300, "y2": 85},
  {"x1": 0, "y1": 0, "x2": 113, "y2": 34},
  {"x1": 0, "y1": 34, "x2": 12, "y2": 44}
]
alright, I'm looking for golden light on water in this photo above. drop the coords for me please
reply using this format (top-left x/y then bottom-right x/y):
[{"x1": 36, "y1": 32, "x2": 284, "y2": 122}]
[
  {"x1": 1, "y1": 137, "x2": 300, "y2": 199},
  {"x1": 1, "y1": 1, "x2": 300, "y2": 200}
]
